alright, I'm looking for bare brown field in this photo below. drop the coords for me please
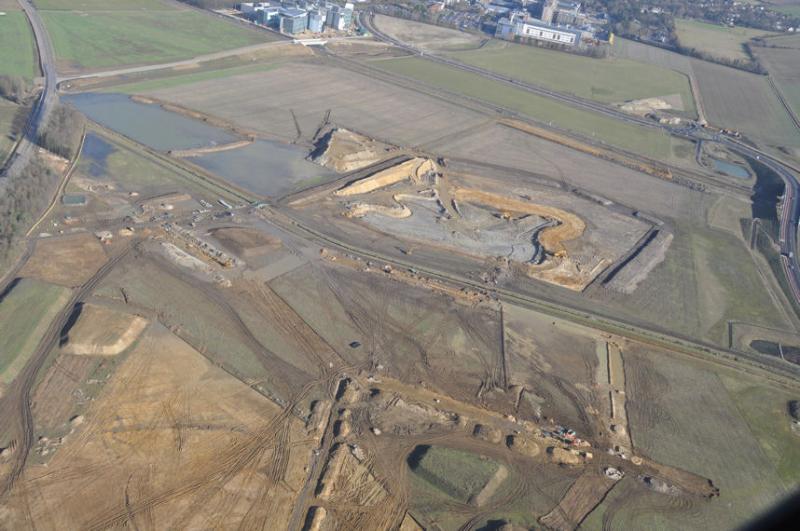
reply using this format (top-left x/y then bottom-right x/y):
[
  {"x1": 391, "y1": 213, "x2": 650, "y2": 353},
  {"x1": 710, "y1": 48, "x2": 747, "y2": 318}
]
[
  {"x1": 94, "y1": 255, "x2": 317, "y2": 403},
  {"x1": 20, "y1": 234, "x2": 108, "y2": 288},
  {"x1": 209, "y1": 227, "x2": 281, "y2": 258},
  {"x1": 2, "y1": 324, "x2": 313, "y2": 529},
  {"x1": 31, "y1": 353, "x2": 103, "y2": 437},
  {"x1": 373, "y1": 14, "x2": 486, "y2": 52},
  {"x1": 431, "y1": 123, "x2": 705, "y2": 222},
  {"x1": 142, "y1": 61, "x2": 487, "y2": 147},
  {"x1": 503, "y1": 303, "x2": 600, "y2": 434},
  {"x1": 272, "y1": 261, "x2": 504, "y2": 403}
]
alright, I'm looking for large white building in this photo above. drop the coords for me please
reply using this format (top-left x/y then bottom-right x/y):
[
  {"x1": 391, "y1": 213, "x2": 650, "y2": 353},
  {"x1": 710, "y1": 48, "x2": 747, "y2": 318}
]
[
  {"x1": 496, "y1": 13, "x2": 581, "y2": 46},
  {"x1": 517, "y1": 20, "x2": 579, "y2": 44}
]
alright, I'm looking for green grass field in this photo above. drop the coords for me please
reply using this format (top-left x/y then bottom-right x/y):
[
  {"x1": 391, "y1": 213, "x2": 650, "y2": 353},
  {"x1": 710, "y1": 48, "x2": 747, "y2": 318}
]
[
  {"x1": 446, "y1": 41, "x2": 696, "y2": 113},
  {"x1": 720, "y1": 373, "x2": 800, "y2": 485},
  {"x1": 775, "y1": 4, "x2": 800, "y2": 17},
  {"x1": 675, "y1": 18, "x2": 776, "y2": 61},
  {"x1": 0, "y1": 279, "x2": 70, "y2": 385},
  {"x1": 752, "y1": 44, "x2": 800, "y2": 121},
  {"x1": 692, "y1": 59, "x2": 800, "y2": 149},
  {"x1": 0, "y1": 11, "x2": 38, "y2": 78},
  {"x1": 409, "y1": 445, "x2": 499, "y2": 502},
  {"x1": 35, "y1": 0, "x2": 171, "y2": 9},
  {"x1": 606, "y1": 218, "x2": 789, "y2": 345},
  {"x1": 371, "y1": 56, "x2": 684, "y2": 161},
  {"x1": 623, "y1": 350, "x2": 790, "y2": 529},
  {"x1": 40, "y1": 1, "x2": 270, "y2": 73}
]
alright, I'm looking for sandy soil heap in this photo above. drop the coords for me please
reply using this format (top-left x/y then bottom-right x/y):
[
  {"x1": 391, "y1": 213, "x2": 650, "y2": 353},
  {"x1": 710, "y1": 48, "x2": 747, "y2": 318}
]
[
  {"x1": 62, "y1": 304, "x2": 148, "y2": 356},
  {"x1": 335, "y1": 158, "x2": 438, "y2": 196},
  {"x1": 311, "y1": 127, "x2": 395, "y2": 173}
]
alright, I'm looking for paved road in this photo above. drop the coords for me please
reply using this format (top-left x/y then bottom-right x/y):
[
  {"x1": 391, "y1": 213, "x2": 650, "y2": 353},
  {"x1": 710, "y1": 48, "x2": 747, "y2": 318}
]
[
  {"x1": 726, "y1": 138, "x2": 800, "y2": 303},
  {"x1": 0, "y1": 0, "x2": 58, "y2": 179},
  {"x1": 364, "y1": 11, "x2": 800, "y2": 315}
]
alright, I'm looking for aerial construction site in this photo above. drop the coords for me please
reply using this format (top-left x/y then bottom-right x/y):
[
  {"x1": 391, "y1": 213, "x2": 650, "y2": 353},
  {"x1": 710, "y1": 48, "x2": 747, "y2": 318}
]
[{"x1": 1, "y1": 1, "x2": 800, "y2": 530}]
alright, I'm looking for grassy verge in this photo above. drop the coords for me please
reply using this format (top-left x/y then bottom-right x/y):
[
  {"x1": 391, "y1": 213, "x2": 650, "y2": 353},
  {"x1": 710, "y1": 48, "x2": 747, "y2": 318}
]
[
  {"x1": 0, "y1": 279, "x2": 70, "y2": 385},
  {"x1": 370, "y1": 56, "x2": 681, "y2": 161},
  {"x1": 110, "y1": 61, "x2": 284, "y2": 94},
  {"x1": 446, "y1": 40, "x2": 696, "y2": 114},
  {"x1": 0, "y1": 11, "x2": 37, "y2": 78}
]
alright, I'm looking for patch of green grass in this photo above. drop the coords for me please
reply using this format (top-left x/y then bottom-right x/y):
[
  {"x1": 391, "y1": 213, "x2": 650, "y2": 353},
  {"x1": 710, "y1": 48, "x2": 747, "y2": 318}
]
[
  {"x1": 41, "y1": 9, "x2": 269, "y2": 72},
  {"x1": 689, "y1": 224, "x2": 789, "y2": 343},
  {"x1": 0, "y1": 11, "x2": 37, "y2": 78},
  {"x1": 720, "y1": 373, "x2": 800, "y2": 485},
  {"x1": 409, "y1": 445, "x2": 498, "y2": 502},
  {"x1": 0, "y1": 279, "x2": 70, "y2": 384},
  {"x1": 625, "y1": 350, "x2": 789, "y2": 528},
  {"x1": 612, "y1": 217, "x2": 789, "y2": 345},
  {"x1": 78, "y1": 129, "x2": 243, "y2": 202},
  {"x1": 775, "y1": 5, "x2": 800, "y2": 17},
  {"x1": 371, "y1": 56, "x2": 681, "y2": 160},
  {"x1": 447, "y1": 41, "x2": 696, "y2": 114},
  {"x1": 675, "y1": 18, "x2": 776, "y2": 61},
  {"x1": 36, "y1": 0, "x2": 172, "y2": 10}
]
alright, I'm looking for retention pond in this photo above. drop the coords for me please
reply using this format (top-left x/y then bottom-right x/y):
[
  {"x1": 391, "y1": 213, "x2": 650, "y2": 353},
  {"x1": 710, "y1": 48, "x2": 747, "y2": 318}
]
[
  {"x1": 67, "y1": 93, "x2": 336, "y2": 197},
  {"x1": 65, "y1": 93, "x2": 238, "y2": 151},
  {"x1": 711, "y1": 158, "x2": 750, "y2": 179}
]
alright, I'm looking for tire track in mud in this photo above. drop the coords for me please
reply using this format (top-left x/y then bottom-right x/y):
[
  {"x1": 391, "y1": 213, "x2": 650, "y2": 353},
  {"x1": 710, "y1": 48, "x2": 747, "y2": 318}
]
[
  {"x1": 0, "y1": 247, "x2": 131, "y2": 499},
  {"x1": 143, "y1": 254, "x2": 314, "y2": 404},
  {"x1": 82, "y1": 364, "x2": 368, "y2": 531}
]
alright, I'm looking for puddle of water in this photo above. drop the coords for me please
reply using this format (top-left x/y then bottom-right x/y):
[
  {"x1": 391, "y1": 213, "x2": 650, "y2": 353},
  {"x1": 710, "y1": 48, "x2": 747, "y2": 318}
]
[
  {"x1": 193, "y1": 139, "x2": 337, "y2": 198},
  {"x1": 712, "y1": 158, "x2": 750, "y2": 179},
  {"x1": 65, "y1": 93, "x2": 237, "y2": 151},
  {"x1": 80, "y1": 132, "x2": 116, "y2": 177}
]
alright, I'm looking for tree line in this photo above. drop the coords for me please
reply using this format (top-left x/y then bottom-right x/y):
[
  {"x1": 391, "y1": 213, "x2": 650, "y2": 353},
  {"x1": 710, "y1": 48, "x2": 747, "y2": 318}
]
[{"x1": 0, "y1": 93, "x2": 85, "y2": 262}]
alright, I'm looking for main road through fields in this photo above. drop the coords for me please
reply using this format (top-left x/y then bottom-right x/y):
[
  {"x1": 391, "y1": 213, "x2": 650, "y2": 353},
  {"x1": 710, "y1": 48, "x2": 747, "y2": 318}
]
[
  {"x1": 0, "y1": 0, "x2": 58, "y2": 179},
  {"x1": 362, "y1": 10, "x2": 800, "y2": 316}
]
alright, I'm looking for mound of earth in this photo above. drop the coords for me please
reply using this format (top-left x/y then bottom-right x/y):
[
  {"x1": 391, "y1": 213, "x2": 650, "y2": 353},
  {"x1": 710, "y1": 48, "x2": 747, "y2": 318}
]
[
  {"x1": 210, "y1": 227, "x2": 281, "y2": 258},
  {"x1": 507, "y1": 435, "x2": 541, "y2": 457},
  {"x1": 310, "y1": 127, "x2": 394, "y2": 173},
  {"x1": 62, "y1": 304, "x2": 148, "y2": 356},
  {"x1": 334, "y1": 158, "x2": 438, "y2": 196},
  {"x1": 618, "y1": 96, "x2": 678, "y2": 115}
]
